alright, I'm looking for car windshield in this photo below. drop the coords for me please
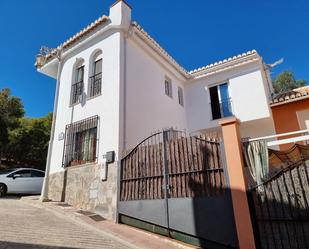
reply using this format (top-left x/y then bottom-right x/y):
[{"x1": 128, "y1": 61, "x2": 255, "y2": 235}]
[{"x1": 0, "y1": 168, "x2": 18, "y2": 175}]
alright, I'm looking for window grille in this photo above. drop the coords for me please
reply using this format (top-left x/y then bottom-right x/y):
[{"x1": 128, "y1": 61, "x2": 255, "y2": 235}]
[
  {"x1": 62, "y1": 116, "x2": 99, "y2": 167},
  {"x1": 71, "y1": 66, "x2": 84, "y2": 105},
  {"x1": 89, "y1": 59, "x2": 102, "y2": 98}
]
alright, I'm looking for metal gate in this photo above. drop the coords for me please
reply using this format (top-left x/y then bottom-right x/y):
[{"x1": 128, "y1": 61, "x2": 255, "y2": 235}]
[
  {"x1": 248, "y1": 158, "x2": 309, "y2": 249},
  {"x1": 118, "y1": 130, "x2": 237, "y2": 248}
]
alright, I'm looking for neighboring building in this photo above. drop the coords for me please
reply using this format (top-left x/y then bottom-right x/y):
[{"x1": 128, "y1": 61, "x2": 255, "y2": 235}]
[
  {"x1": 36, "y1": 0, "x2": 277, "y2": 220},
  {"x1": 270, "y1": 86, "x2": 309, "y2": 149}
]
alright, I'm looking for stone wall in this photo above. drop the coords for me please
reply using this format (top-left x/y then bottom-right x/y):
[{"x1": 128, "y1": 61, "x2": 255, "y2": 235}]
[{"x1": 48, "y1": 163, "x2": 118, "y2": 221}]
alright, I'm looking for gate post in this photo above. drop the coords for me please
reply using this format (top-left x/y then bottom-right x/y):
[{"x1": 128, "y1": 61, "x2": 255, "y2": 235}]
[{"x1": 219, "y1": 117, "x2": 256, "y2": 249}]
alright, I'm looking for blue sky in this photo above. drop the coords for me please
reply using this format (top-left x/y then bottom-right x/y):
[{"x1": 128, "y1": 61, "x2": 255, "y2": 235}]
[{"x1": 0, "y1": 0, "x2": 308, "y2": 117}]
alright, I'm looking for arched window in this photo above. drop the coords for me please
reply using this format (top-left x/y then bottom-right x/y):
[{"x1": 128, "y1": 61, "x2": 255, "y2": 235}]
[
  {"x1": 89, "y1": 50, "x2": 102, "y2": 98},
  {"x1": 71, "y1": 59, "x2": 85, "y2": 105}
]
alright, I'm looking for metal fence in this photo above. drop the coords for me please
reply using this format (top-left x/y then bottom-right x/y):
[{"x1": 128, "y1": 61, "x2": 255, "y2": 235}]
[
  {"x1": 119, "y1": 129, "x2": 237, "y2": 248},
  {"x1": 248, "y1": 158, "x2": 309, "y2": 249}
]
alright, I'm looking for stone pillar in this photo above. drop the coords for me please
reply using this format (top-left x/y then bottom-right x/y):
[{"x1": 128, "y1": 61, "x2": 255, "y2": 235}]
[{"x1": 219, "y1": 117, "x2": 256, "y2": 249}]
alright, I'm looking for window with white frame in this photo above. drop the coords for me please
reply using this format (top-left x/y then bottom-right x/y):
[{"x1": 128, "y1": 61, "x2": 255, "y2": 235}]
[
  {"x1": 62, "y1": 116, "x2": 98, "y2": 167},
  {"x1": 209, "y1": 82, "x2": 233, "y2": 120},
  {"x1": 71, "y1": 64, "x2": 84, "y2": 105},
  {"x1": 164, "y1": 77, "x2": 172, "y2": 98},
  {"x1": 178, "y1": 86, "x2": 184, "y2": 106},
  {"x1": 89, "y1": 51, "x2": 102, "y2": 98}
]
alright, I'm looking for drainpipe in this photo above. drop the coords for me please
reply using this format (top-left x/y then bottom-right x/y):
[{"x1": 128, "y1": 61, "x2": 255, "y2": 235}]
[{"x1": 40, "y1": 47, "x2": 63, "y2": 202}]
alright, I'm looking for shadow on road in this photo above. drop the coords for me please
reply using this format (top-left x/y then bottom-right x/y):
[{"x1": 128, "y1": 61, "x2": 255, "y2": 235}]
[
  {"x1": 0, "y1": 194, "x2": 39, "y2": 200},
  {"x1": 0, "y1": 241, "x2": 81, "y2": 249}
]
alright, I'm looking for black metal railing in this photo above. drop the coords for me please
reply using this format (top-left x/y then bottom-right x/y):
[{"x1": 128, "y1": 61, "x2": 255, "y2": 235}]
[
  {"x1": 248, "y1": 158, "x2": 309, "y2": 249},
  {"x1": 210, "y1": 98, "x2": 233, "y2": 120},
  {"x1": 89, "y1": 73, "x2": 102, "y2": 98},
  {"x1": 71, "y1": 80, "x2": 84, "y2": 105},
  {"x1": 62, "y1": 115, "x2": 99, "y2": 167}
]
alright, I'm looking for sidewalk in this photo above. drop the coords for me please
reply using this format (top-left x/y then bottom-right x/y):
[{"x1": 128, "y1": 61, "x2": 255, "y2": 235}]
[{"x1": 21, "y1": 196, "x2": 199, "y2": 249}]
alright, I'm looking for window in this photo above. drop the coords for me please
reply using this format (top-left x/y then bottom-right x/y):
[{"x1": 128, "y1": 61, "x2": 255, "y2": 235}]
[
  {"x1": 178, "y1": 86, "x2": 184, "y2": 106},
  {"x1": 165, "y1": 77, "x2": 172, "y2": 98},
  {"x1": 209, "y1": 83, "x2": 233, "y2": 120},
  {"x1": 71, "y1": 65, "x2": 84, "y2": 105},
  {"x1": 8, "y1": 170, "x2": 31, "y2": 178},
  {"x1": 89, "y1": 58, "x2": 102, "y2": 98},
  {"x1": 62, "y1": 116, "x2": 98, "y2": 167},
  {"x1": 31, "y1": 170, "x2": 45, "y2": 177}
]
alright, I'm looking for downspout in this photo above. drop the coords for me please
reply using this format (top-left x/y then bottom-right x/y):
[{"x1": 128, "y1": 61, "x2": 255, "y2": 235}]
[
  {"x1": 122, "y1": 32, "x2": 127, "y2": 155},
  {"x1": 116, "y1": 30, "x2": 128, "y2": 223},
  {"x1": 40, "y1": 48, "x2": 63, "y2": 202}
]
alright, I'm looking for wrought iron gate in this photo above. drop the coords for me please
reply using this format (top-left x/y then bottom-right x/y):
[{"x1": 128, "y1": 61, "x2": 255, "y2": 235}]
[
  {"x1": 248, "y1": 158, "x2": 309, "y2": 249},
  {"x1": 118, "y1": 130, "x2": 237, "y2": 248}
]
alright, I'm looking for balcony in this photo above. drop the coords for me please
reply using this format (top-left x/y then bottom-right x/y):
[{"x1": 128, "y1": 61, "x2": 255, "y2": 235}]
[
  {"x1": 71, "y1": 80, "x2": 84, "y2": 105},
  {"x1": 89, "y1": 73, "x2": 102, "y2": 98},
  {"x1": 211, "y1": 98, "x2": 233, "y2": 120}
]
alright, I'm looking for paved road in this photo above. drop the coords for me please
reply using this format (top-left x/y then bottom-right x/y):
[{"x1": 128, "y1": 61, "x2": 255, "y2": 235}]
[{"x1": 0, "y1": 197, "x2": 132, "y2": 249}]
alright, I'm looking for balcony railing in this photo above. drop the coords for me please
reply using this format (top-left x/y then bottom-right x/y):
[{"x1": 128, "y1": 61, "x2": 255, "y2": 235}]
[
  {"x1": 220, "y1": 98, "x2": 233, "y2": 118},
  {"x1": 71, "y1": 80, "x2": 84, "y2": 105},
  {"x1": 210, "y1": 98, "x2": 233, "y2": 120},
  {"x1": 89, "y1": 73, "x2": 102, "y2": 98}
]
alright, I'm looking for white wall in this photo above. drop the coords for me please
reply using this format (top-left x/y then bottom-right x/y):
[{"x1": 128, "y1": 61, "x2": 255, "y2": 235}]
[
  {"x1": 124, "y1": 38, "x2": 187, "y2": 149},
  {"x1": 49, "y1": 32, "x2": 122, "y2": 174},
  {"x1": 185, "y1": 62, "x2": 273, "y2": 135}
]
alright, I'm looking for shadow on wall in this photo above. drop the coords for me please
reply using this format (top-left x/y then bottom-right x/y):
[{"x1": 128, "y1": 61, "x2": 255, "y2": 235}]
[{"x1": 61, "y1": 169, "x2": 68, "y2": 202}]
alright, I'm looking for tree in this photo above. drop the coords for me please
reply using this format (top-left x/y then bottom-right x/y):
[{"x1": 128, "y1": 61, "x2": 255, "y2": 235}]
[
  {"x1": 272, "y1": 71, "x2": 307, "y2": 94},
  {"x1": 0, "y1": 88, "x2": 52, "y2": 170},
  {"x1": 6, "y1": 113, "x2": 52, "y2": 170},
  {"x1": 0, "y1": 88, "x2": 24, "y2": 163}
]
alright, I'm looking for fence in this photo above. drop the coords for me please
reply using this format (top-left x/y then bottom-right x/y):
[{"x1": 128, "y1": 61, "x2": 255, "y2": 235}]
[
  {"x1": 248, "y1": 158, "x2": 309, "y2": 249},
  {"x1": 119, "y1": 130, "x2": 237, "y2": 248},
  {"x1": 120, "y1": 131, "x2": 226, "y2": 201}
]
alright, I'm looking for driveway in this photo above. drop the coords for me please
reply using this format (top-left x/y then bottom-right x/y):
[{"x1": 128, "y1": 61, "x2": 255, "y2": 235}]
[{"x1": 0, "y1": 196, "x2": 134, "y2": 249}]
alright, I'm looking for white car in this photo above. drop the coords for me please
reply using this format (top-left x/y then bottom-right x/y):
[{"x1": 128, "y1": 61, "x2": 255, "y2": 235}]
[{"x1": 0, "y1": 168, "x2": 45, "y2": 197}]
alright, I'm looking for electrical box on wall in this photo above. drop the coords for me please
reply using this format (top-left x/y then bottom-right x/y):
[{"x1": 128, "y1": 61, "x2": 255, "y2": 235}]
[{"x1": 105, "y1": 151, "x2": 115, "y2": 164}]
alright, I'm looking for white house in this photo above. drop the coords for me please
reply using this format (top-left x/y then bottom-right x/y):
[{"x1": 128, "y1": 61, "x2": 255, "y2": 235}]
[{"x1": 36, "y1": 0, "x2": 276, "y2": 220}]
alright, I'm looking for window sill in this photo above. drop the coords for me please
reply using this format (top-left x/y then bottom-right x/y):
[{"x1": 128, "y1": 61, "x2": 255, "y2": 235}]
[
  {"x1": 211, "y1": 114, "x2": 235, "y2": 121},
  {"x1": 69, "y1": 102, "x2": 81, "y2": 108},
  {"x1": 87, "y1": 93, "x2": 102, "y2": 101},
  {"x1": 64, "y1": 161, "x2": 97, "y2": 170}
]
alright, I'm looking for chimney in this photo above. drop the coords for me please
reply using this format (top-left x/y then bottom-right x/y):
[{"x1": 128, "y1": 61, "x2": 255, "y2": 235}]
[{"x1": 109, "y1": 0, "x2": 132, "y2": 31}]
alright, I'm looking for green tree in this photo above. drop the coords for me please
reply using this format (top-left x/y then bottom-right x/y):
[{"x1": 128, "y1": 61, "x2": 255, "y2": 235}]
[
  {"x1": 6, "y1": 113, "x2": 52, "y2": 170},
  {"x1": 272, "y1": 71, "x2": 307, "y2": 94},
  {"x1": 0, "y1": 88, "x2": 24, "y2": 163}
]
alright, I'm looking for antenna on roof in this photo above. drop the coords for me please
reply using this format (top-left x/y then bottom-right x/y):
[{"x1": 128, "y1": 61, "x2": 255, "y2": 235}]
[{"x1": 267, "y1": 58, "x2": 284, "y2": 69}]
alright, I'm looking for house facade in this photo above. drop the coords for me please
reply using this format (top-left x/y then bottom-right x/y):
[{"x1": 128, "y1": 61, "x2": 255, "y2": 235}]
[
  {"x1": 270, "y1": 86, "x2": 309, "y2": 149},
  {"x1": 36, "y1": 0, "x2": 277, "y2": 220}
]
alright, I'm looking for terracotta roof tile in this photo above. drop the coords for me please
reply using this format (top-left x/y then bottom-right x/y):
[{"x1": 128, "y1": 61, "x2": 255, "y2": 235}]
[
  {"x1": 270, "y1": 86, "x2": 309, "y2": 106},
  {"x1": 39, "y1": 15, "x2": 109, "y2": 66}
]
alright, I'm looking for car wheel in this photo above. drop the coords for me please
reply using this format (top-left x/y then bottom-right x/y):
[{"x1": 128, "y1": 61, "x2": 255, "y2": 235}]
[{"x1": 0, "y1": 184, "x2": 7, "y2": 197}]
